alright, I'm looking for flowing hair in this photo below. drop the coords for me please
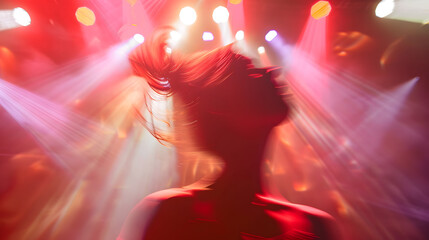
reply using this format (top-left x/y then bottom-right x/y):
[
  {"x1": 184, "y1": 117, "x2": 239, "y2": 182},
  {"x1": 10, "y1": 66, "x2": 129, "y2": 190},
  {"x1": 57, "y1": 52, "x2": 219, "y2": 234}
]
[{"x1": 128, "y1": 28, "x2": 248, "y2": 147}]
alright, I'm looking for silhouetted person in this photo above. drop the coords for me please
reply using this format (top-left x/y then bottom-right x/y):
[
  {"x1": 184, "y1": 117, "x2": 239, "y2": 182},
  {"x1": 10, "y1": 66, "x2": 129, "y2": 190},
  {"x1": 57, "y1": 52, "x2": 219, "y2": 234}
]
[{"x1": 118, "y1": 29, "x2": 338, "y2": 240}]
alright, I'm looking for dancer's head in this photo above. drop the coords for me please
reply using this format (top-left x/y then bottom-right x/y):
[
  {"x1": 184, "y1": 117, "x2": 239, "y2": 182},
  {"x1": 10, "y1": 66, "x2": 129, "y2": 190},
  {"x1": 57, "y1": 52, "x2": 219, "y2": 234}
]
[{"x1": 129, "y1": 29, "x2": 289, "y2": 154}]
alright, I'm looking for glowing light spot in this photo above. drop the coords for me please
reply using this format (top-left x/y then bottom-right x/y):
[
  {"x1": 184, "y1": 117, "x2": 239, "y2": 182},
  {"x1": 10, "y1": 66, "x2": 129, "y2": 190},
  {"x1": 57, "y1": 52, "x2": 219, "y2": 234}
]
[
  {"x1": 257, "y1": 46, "x2": 265, "y2": 54},
  {"x1": 212, "y1": 6, "x2": 229, "y2": 24},
  {"x1": 12, "y1": 7, "x2": 31, "y2": 26},
  {"x1": 375, "y1": 0, "x2": 395, "y2": 18},
  {"x1": 75, "y1": 7, "x2": 96, "y2": 26},
  {"x1": 126, "y1": 0, "x2": 138, "y2": 6},
  {"x1": 338, "y1": 51, "x2": 347, "y2": 56},
  {"x1": 170, "y1": 30, "x2": 181, "y2": 42},
  {"x1": 235, "y1": 30, "x2": 244, "y2": 41},
  {"x1": 310, "y1": 1, "x2": 332, "y2": 20},
  {"x1": 229, "y1": 0, "x2": 242, "y2": 4},
  {"x1": 133, "y1": 34, "x2": 144, "y2": 43},
  {"x1": 265, "y1": 30, "x2": 278, "y2": 42},
  {"x1": 165, "y1": 47, "x2": 172, "y2": 54},
  {"x1": 330, "y1": 191, "x2": 349, "y2": 216},
  {"x1": 118, "y1": 129, "x2": 127, "y2": 138},
  {"x1": 202, "y1": 32, "x2": 214, "y2": 41},
  {"x1": 293, "y1": 182, "x2": 308, "y2": 192},
  {"x1": 179, "y1": 7, "x2": 197, "y2": 25}
]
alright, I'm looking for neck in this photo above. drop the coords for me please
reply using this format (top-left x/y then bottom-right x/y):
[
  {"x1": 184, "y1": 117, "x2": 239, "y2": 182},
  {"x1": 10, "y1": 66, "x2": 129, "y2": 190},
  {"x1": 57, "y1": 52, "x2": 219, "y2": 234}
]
[{"x1": 207, "y1": 130, "x2": 272, "y2": 199}]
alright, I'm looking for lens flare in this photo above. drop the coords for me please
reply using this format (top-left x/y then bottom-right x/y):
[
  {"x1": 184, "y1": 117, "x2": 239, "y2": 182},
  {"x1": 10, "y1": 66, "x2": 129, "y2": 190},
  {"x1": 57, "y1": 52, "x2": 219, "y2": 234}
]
[
  {"x1": 212, "y1": 6, "x2": 229, "y2": 24},
  {"x1": 179, "y1": 6, "x2": 197, "y2": 25},
  {"x1": 12, "y1": 7, "x2": 31, "y2": 26},
  {"x1": 257, "y1": 46, "x2": 265, "y2": 54}
]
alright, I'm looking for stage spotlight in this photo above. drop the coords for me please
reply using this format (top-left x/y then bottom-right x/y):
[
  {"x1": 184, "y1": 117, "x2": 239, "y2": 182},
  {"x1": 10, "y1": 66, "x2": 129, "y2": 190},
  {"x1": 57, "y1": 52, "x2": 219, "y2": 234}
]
[
  {"x1": 179, "y1": 6, "x2": 197, "y2": 25},
  {"x1": 235, "y1": 30, "x2": 244, "y2": 41},
  {"x1": 133, "y1": 34, "x2": 144, "y2": 43},
  {"x1": 75, "y1": 7, "x2": 96, "y2": 26},
  {"x1": 212, "y1": 6, "x2": 229, "y2": 24},
  {"x1": 375, "y1": 0, "x2": 395, "y2": 18},
  {"x1": 170, "y1": 30, "x2": 181, "y2": 42},
  {"x1": 12, "y1": 7, "x2": 31, "y2": 26},
  {"x1": 258, "y1": 46, "x2": 265, "y2": 54},
  {"x1": 265, "y1": 30, "x2": 278, "y2": 42},
  {"x1": 202, "y1": 32, "x2": 214, "y2": 41},
  {"x1": 311, "y1": 1, "x2": 331, "y2": 20}
]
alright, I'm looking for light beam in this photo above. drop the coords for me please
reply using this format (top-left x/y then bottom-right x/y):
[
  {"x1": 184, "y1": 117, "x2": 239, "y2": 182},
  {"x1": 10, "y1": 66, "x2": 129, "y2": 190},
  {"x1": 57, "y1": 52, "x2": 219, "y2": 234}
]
[{"x1": 0, "y1": 7, "x2": 31, "y2": 31}]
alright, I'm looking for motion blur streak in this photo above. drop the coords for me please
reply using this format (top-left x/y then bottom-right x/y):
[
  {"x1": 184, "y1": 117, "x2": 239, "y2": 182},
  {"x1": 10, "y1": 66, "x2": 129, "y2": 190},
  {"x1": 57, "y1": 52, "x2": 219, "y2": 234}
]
[
  {"x1": 27, "y1": 38, "x2": 141, "y2": 105},
  {"x1": 0, "y1": 75, "x2": 177, "y2": 239},
  {"x1": 274, "y1": 14, "x2": 426, "y2": 239},
  {"x1": 295, "y1": 16, "x2": 327, "y2": 61},
  {"x1": 0, "y1": 78, "x2": 111, "y2": 172},
  {"x1": 217, "y1": 21, "x2": 234, "y2": 46},
  {"x1": 257, "y1": 47, "x2": 271, "y2": 67}
]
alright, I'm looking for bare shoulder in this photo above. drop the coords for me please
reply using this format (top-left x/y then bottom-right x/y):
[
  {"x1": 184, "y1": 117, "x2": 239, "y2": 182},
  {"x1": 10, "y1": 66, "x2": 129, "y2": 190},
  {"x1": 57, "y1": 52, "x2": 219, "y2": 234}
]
[
  {"x1": 289, "y1": 202, "x2": 339, "y2": 239},
  {"x1": 118, "y1": 188, "x2": 193, "y2": 240},
  {"x1": 144, "y1": 188, "x2": 193, "y2": 202},
  {"x1": 131, "y1": 188, "x2": 195, "y2": 224},
  {"x1": 257, "y1": 195, "x2": 340, "y2": 240}
]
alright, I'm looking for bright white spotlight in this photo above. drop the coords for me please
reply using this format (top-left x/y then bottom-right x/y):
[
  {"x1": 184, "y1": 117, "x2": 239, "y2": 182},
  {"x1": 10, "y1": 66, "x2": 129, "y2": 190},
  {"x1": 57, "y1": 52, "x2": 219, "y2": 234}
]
[
  {"x1": 133, "y1": 34, "x2": 144, "y2": 43},
  {"x1": 235, "y1": 30, "x2": 244, "y2": 41},
  {"x1": 12, "y1": 7, "x2": 31, "y2": 26},
  {"x1": 265, "y1": 30, "x2": 278, "y2": 42},
  {"x1": 179, "y1": 7, "x2": 197, "y2": 25},
  {"x1": 212, "y1": 6, "x2": 229, "y2": 24},
  {"x1": 257, "y1": 46, "x2": 265, "y2": 54},
  {"x1": 375, "y1": 0, "x2": 395, "y2": 18},
  {"x1": 170, "y1": 30, "x2": 181, "y2": 42},
  {"x1": 202, "y1": 32, "x2": 214, "y2": 41}
]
